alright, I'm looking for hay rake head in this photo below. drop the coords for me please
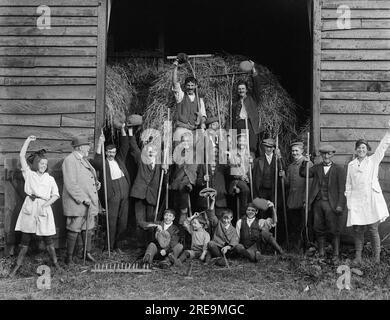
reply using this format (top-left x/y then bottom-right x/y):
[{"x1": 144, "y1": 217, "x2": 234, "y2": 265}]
[{"x1": 91, "y1": 262, "x2": 152, "y2": 273}]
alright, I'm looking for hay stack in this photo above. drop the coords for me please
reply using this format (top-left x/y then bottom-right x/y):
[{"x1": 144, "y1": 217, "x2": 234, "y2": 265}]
[
  {"x1": 143, "y1": 55, "x2": 298, "y2": 157},
  {"x1": 105, "y1": 64, "x2": 135, "y2": 134}
]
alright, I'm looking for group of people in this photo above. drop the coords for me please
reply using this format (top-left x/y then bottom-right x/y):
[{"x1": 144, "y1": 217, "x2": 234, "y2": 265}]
[{"x1": 8, "y1": 58, "x2": 390, "y2": 277}]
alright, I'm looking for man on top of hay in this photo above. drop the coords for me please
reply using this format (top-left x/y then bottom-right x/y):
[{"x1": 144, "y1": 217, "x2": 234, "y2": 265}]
[
  {"x1": 172, "y1": 58, "x2": 207, "y2": 139},
  {"x1": 231, "y1": 60, "x2": 262, "y2": 155}
]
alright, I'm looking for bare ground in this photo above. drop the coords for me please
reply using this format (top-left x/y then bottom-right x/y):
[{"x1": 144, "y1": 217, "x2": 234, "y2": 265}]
[{"x1": 1, "y1": 245, "x2": 390, "y2": 300}]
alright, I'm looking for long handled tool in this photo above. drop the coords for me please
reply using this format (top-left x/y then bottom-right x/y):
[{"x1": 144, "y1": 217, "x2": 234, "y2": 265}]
[
  {"x1": 101, "y1": 131, "x2": 111, "y2": 257},
  {"x1": 229, "y1": 75, "x2": 235, "y2": 131},
  {"x1": 83, "y1": 205, "x2": 91, "y2": 265},
  {"x1": 222, "y1": 251, "x2": 230, "y2": 269},
  {"x1": 304, "y1": 132, "x2": 311, "y2": 245},
  {"x1": 243, "y1": 101, "x2": 253, "y2": 201},
  {"x1": 279, "y1": 157, "x2": 289, "y2": 250},
  {"x1": 274, "y1": 136, "x2": 279, "y2": 244},
  {"x1": 165, "y1": 107, "x2": 171, "y2": 210},
  {"x1": 154, "y1": 169, "x2": 164, "y2": 222}
]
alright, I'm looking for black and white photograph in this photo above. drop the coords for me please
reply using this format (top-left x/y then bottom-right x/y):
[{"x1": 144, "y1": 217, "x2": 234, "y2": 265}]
[{"x1": 0, "y1": 0, "x2": 390, "y2": 305}]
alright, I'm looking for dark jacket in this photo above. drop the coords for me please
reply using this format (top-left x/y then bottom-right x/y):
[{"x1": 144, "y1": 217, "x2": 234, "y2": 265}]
[
  {"x1": 129, "y1": 136, "x2": 161, "y2": 206},
  {"x1": 230, "y1": 74, "x2": 264, "y2": 135},
  {"x1": 252, "y1": 153, "x2": 277, "y2": 198},
  {"x1": 92, "y1": 135, "x2": 131, "y2": 204},
  {"x1": 299, "y1": 161, "x2": 346, "y2": 212}
]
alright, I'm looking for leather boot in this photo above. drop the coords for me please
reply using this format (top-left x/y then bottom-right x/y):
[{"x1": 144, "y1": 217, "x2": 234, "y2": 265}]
[
  {"x1": 81, "y1": 230, "x2": 96, "y2": 262},
  {"x1": 47, "y1": 244, "x2": 62, "y2": 270},
  {"x1": 332, "y1": 235, "x2": 340, "y2": 261},
  {"x1": 317, "y1": 237, "x2": 325, "y2": 257},
  {"x1": 353, "y1": 232, "x2": 364, "y2": 265},
  {"x1": 269, "y1": 237, "x2": 284, "y2": 255},
  {"x1": 370, "y1": 230, "x2": 381, "y2": 264},
  {"x1": 9, "y1": 245, "x2": 28, "y2": 277},
  {"x1": 66, "y1": 231, "x2": 78, "y2": 265}
]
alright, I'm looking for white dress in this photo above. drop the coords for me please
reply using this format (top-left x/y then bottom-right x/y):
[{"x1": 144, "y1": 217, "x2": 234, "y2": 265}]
[
  {"x1": 15, "y1": 166, "x2": 59, "y2": 236},
  {"x1": 345, "y1": 131, "x2": 390, "y2": 227}
]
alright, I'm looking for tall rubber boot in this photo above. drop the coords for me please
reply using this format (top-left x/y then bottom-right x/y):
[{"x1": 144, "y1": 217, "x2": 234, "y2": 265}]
[
  {"x1": 47, "y1": 244, "x2": 62, "y2": 270},
  {"x1": 81, "y1": 230, "x2": 96, "y2": 262},
  {"x1": 370, "y1": 230, "x2": 381, "y2": 264},
  {"x1": 66, "y1": 231, "x2": 78, "y2": 265},
  {"x1": 9, "y1": 245, "x2": 28, "y2": 277},
  {"x1": 317, "y1": 236, "x2": 325, "y2": 257},
  {"x1": 353, "y1": 231, "x2": 364, "y2": 265},
  {"x1": 332, "y1": 235, "x2": 340, "y2": 261}
]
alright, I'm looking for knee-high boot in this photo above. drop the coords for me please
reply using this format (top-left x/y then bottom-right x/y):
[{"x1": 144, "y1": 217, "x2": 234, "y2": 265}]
[
  {"x1": 370, "y1": 230, "x2": 381, "y2": 264},
  {"x1": 332, "y1": 235, "x2": 340, "y2": 260},
  {"x1": 317, "y1": 236, "x2": 325, "y2": 257},
  {"x1": 66, "y1": 231, "x2": 78, "y2": 265},
  {"x1": 353, "y1": 230, "x2": 364, "y2": 264},
  {"x1": 47, "y1": 244, "x2": 62, "y2": 270},
  {"x1": 81, "y1": 230, "x2": 96, "y2": 262},
  {"x1": 9, "y1": 245, "x2": 28, "y2": 277}
]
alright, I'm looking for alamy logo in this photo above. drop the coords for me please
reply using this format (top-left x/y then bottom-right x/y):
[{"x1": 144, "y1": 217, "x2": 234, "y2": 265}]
[
  {"x1": 37, "y1": 5, "x2": 51, "y2": 30},
  {"x1": 36, "y1": 265, "x2": 51, "y2": 290}
]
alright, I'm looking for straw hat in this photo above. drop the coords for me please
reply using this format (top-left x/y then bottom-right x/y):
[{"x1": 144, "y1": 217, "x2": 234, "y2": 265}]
[
  {"x1": 252, "y1": 198, "x2": 269, "y2": 211},
  {"x1": 239, "y1": 60, "x2": 253, "y2": 72},
  {"x1": 199, "y1": 187, "x2": 217, "y2": 198},
  {"x1": 127, "y1": 114, "x2": 143, "y2": 127}
]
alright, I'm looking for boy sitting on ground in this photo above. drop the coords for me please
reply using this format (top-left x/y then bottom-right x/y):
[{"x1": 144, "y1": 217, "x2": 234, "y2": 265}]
[
  {"x1": 235, "y1": 200, "x2": 284, "y2": 262},
  {"x1": 142, "y1": 209, "x2": 183, "y2": 268},
  {"x1": 206, "y1": 192, "x2": 239, "y2": 266},
  {"x1": 170, "y1": 211, "x2": 210, "y2": 266}
]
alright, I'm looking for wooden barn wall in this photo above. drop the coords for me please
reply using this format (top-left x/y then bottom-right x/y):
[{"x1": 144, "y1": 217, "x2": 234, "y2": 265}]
[
  {"x1": 315, "y1": 0, "x2": 390, "y2": 241},
  {"x1": 0, "y1": 0, "x2": 107, "y2": 247}
]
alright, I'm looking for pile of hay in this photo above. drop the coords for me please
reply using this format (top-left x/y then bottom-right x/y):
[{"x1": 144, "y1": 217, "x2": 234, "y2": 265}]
[
  {"x1": 143, "y1": 54, "x2": 298, "y2": 157},
  {"x1": 105, "y1": 54, "x2": 299, "y2": 157},
  {"x1": 105, "y1": 64, "x2": 134, "y2": 135}
]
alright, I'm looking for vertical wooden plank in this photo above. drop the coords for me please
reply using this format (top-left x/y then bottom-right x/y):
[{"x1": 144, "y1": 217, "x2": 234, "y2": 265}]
[
  {"x1": 95, "y1": 0, "x2": 107, "y2": 146},
  {"x1": 313, "y1": 0, "x2": 321, "y2": 155}
]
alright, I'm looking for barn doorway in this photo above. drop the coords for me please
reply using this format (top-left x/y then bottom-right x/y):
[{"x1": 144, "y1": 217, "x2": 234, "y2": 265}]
[{"x1": 107, "y1": 0, "x2": 312, "y2": 131}]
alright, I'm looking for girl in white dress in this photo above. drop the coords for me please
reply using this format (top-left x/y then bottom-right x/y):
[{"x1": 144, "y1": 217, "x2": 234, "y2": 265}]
[
  {"x1": 345, "y1": 120, "x2": 390, "y2": 264},
  {"x1": 10, "y1": 136, "x2": 61, "y2": 277}
]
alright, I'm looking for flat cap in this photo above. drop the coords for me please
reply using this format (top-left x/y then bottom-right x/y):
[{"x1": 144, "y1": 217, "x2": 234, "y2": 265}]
[
  {"x1": 319, "y1": 144, "x2": 336, "y2": 153},
  {"x1": 205, "y1": 116, "x2": 219, "y2": 125},
  {"x1": 252, "y1": 197, "x2": 269, "y2": 211},
  {"x1": 290, "y1": 141, "x2": 304, "y2": 148},
  {"x1": 127, "y1": 114, "x2": 143, "y2": 127},
  {"x1": 262, "y1": 138, "x2": 275, "y2": 147}
]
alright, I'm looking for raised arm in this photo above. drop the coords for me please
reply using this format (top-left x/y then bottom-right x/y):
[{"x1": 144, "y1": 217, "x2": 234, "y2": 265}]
[
  {"x1": 371, "y1": 119, "x2": 390, "y2": 164},
  {"x1": 117, "y1": 123, "x2": 130, "y2": 161},
  {"x1": 128, "y1": 127, "x2": 141, "y2": 164},
  {"x1": 20, "y1": 135, "x2": 36, "y2": 171}
]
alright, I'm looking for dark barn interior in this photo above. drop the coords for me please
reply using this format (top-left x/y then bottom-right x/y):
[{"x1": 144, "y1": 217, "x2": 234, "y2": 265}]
[{"x1": 108, "y1": 0, "x2": 312, "y2": 127}]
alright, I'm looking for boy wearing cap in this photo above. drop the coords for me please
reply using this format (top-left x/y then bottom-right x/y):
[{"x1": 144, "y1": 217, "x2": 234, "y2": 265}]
[
  {"x1": 141, "y1": 209, "x2": 183, "y2": 267},
  {"x1": 92, "y1": 124, "x2": 131, "y2": 254},
  {"x1": 299, "y1": 144, "x2": 346, "y2": 260},
  {"x1": 228, "y1": 133, "x2": 252, "y2": 217},
  {"x1": 235, "y1": 199, "x2": 283, "y2": 261},
  {"x1": 206, "y1": 193, "x2": 239, "y2": 266},
  {"x1": 280, "y1": 141, "x2": 313, "y2": 252},
  {"x1": 62, "y1": 135, "x2": 100, "y2": 264}
]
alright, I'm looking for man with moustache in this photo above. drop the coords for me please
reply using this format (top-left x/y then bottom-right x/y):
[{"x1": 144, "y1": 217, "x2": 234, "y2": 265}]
[
  {"x1": 62, "y1": 136, "x2": 100, "y2": 264},
  {"x1": 280, "y1": 141, "x2": 313, "y2": 252}
]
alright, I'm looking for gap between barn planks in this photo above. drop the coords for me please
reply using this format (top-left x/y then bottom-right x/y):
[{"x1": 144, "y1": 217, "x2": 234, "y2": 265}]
[
  {"x1": 320, "y1": 100, "x2": 390, "y2": 114},
  {"x1": 0, "y1": 47, "x2": 97, "y2": 56},
  {"x1": 0, "y1": 100, "x2": 95, "y2": 114},
  {"x1": 0, "y1": 16, "x2": 98, "y2": 27}
]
